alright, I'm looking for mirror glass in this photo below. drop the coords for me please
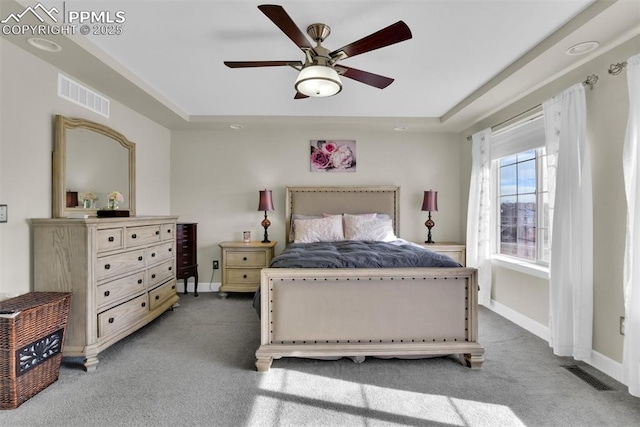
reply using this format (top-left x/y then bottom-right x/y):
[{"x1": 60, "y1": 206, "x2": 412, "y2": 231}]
[{"x1": 53, "y1": 116, "x2": 136, "y2": 218}]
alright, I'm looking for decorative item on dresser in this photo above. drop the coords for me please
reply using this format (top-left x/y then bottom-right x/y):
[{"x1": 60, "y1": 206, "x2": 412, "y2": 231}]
[
  {"x1": 176, "y1": 223, "x2": 199, "y2": 297},
  {"x1": 31, "y1": 216, "x2": 180, "y2": 371},
  {"x1": 218, "y1": 241, "x2": 277, "y2": 298}
]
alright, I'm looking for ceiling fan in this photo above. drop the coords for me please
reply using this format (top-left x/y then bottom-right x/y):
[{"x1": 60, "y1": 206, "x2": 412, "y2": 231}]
[{"x1": 224, "y1": 4, "x2": 412, "y2": 99}]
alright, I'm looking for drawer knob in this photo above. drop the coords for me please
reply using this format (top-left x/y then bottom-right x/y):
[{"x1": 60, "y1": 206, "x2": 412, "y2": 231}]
[
  {"x1": 132, "y1": 233, "x2": 137, "y2": 239},
  {"x1": 138, "y1": 256, "x2": 143, "y2": 261},
  {"x1": 138, "y1": 279, "x2": 143, "y2": 284},
  {"x1": 171, "y1": 285, "x2": 175, "y2": 290},
  {"x1": 169, "y1": 248, "x2": 173, "y2": 252},
  {"x1": 155, "y1": 295, "x2": 160, "y2": 300},
  {"x1": 104, "y1": 290, "x2": 110, "y2": 297},
  {"x1": 108, "y1": 317, "x2": 114, "y2": 324},
  {"x1": 141, "y1": 302, "x2": 146, "y2": 308},
  {"x1": 104, "y1": 264, "x2": 111, "y2": 270},
  {"x1": 167, "y1": 229, "x2": 172, "y2": 234},
  {"x1": 108, "y1": 236, "x2": 114, "y2": 242},
  {"x1": 243, "y1": 257, "x2": 247, "y2": 261},
  {"x1": 243, "y1": 274, "x2": 247, "y2": 279},
  {"x1": 151, "y1": 253, "x2": 156, "y2": 257},
  {"x1": 151, "y1": 274, "x2": 156, "y2": 279},
  {"x1": 168, "y1": 266, "x2": 172, "y2": 271},
  {"x1": 155, "y1": 230, "x2": 160, "y2": 235}
]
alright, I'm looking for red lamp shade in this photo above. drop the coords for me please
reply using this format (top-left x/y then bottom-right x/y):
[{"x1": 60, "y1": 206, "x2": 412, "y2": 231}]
[
  {"x1": 258, "y1": 190, "x2": 274, "y2": 212},
  {"x1": 421, "y1": 190, "x2": 438, "y2": 212}
]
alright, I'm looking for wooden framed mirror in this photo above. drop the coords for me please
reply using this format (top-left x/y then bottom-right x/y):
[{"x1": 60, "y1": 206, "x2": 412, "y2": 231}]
[{"x1": 53, "y1": 115, "x2": 136, "y2": 218}]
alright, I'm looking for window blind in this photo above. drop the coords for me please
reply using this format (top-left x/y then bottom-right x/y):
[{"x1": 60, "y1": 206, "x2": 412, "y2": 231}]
[{"x1": 491, "y1": 114, "x2": 545, "y2": 160}]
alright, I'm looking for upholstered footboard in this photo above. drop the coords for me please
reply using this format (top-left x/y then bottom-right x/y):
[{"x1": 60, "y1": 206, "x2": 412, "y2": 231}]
[{"x1": 255, "y1": 267, "x2": 484, "y2": 371}]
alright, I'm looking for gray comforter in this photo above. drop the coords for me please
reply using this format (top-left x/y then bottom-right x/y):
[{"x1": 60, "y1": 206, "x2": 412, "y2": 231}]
[{"x1": 269, "y1": 240, "x2": 461, "y2": 268}]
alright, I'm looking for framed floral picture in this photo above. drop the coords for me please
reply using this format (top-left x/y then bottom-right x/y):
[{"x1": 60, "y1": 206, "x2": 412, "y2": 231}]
[{"x1": 310, "y1": 140, "x2": 356, "y2": 172}]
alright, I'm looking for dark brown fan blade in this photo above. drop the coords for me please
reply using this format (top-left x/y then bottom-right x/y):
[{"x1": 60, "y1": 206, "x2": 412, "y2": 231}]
[
  {"x1": 294, "y1": 92, "x2": 309, "y2": 99},
  {"x1": 336, "y1": 65, "x2": 394, "y2": 89},
  {"x1": 224, "y1": 61, "x2": 302, "y2": 68},
  {"x1": 330, "y1": 21, "x2": 412, "y2": 60},
  {"x1": 258, "y1": 4, "x2": 313, "y2": 50}
]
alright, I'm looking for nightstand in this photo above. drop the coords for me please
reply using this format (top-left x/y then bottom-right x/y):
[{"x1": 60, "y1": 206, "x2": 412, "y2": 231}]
[
  {"x1": 218, "y1": 241, "x2": 277, "y2": 298},
  {"x1": 419, "y1": 242, "x2": 466, "y2": 266}
]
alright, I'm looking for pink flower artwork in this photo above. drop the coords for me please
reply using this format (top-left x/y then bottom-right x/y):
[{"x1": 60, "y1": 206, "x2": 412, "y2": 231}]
[{"x1": 310, "y1": 140, "x2": 356, "y2": 173}]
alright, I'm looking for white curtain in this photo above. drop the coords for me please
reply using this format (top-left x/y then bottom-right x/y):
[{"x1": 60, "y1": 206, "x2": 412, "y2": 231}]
[
  {"x1": 467, "y1": 129, "x2": 493, "y2": 306},
  {"x1": 622, "y1": 53, "x2": 640, "y2": 397},
  {"x1": 542, "y1": 84, "x2": 593, "y2": 360}
]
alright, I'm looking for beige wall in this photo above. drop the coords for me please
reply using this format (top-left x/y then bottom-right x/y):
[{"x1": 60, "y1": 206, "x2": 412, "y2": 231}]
[
  {"x1": 170, "y1": 127, "x2": 464, "y2": 287},
  {"x1": 0, "y1": 39, "x2": 172, "y2": 297},
  {"x1": 463, "y1": 35, "x2": 640, "y2": 363}
]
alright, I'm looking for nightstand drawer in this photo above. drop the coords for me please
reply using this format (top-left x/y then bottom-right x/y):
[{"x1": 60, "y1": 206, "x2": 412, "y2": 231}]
[
  {"x1": 227, "y1": 251, "x2": 266, "y2": 267},
  {"x1": 227, "y1": 268, "x2": 261, "y2": 284}
]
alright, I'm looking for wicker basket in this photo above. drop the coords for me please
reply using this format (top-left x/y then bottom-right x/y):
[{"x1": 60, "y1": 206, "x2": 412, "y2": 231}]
[{"x1": 0, "y1": 292, "x2": 72, "y2": 409}]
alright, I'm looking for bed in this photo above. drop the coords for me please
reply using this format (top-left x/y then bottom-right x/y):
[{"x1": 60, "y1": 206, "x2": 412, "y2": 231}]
[{"x1": 255, "y1": 186, "x2": 484, "y2": 372}]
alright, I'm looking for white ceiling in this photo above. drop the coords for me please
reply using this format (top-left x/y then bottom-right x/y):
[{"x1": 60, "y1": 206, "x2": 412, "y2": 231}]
[{"x1": 2, "y1": 0, "x2": 640, "y2": 131}]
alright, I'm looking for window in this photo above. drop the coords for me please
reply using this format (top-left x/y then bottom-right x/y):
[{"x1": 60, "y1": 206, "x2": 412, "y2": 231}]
[
  {"x1": 497, "y1": 148, "x2": 549, "y2": 263},
  {"x1": 491, "y1": 113, "x2": 549, "y2": 265}
]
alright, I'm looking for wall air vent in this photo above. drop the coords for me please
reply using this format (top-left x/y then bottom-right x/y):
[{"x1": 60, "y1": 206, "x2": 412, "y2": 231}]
[{"x1": 57, "y1": 74, "x2": 110, "y2": 118}]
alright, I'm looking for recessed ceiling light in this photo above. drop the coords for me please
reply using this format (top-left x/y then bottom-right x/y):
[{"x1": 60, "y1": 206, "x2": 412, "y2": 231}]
[
  {"x1": 229, "y1": 124, "x2": 244, "y2": 130},
  {"x1": 27, "y1": 37, "x2": 62, "y2": 52},
  {"x1": 393, "y1": 126, "x2": 408, "y2": 131},
  {"x1": 566, "y1": 41, "x2": 599, "y2": 56}
]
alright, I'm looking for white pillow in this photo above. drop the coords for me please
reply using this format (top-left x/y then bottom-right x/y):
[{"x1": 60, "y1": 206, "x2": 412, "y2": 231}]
[
  {"x1": 343, "y1": 214, "x2": 396, "y2": 242},
  {"x1": 293, "y1": 215, "x2": 344, "y2": 243},
  {"x1": 289, "y1": 214, "x2": 323, "y2": 242}
]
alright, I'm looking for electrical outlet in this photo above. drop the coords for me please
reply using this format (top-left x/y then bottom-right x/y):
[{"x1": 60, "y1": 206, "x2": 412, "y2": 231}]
[
  {"x1": 620, "y1": 316, "x2": 626, "y2": 336},
  {"x1": 212, "y1": 260, "x2": 219, "y2": 270},
  {"x1": 0, "y1": 205, "x2": 7, "y2": 223}
]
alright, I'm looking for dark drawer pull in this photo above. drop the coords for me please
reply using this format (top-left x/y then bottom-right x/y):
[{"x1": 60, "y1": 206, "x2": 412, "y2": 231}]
[
  {"x1": 108, "y1": 236, "x2": 114, "y2": 242},
  {"x1": 151, "y1": 274, "x2": 156, "y2": 279},
  {"x1": 108, "y1": 317, "x2": 114, "y2": 324},
  {"x1": 151, "y1": 253, "x2": 156, "y2": 257},
  {"x1": 104, "y1": 290, "x2": 110, "y2": 297},
  {"x1": 243, "y1": 257, "x2": 247, "y2": 261},
  {"x1": 138, "y1": 256, "x2": 143, "y2": 261},
  {"x1": 169, "y1": 248, "x2": 173, "y2": 252},
  {"x1": 104, "y1": 264, "x2": 111, "y2": 270},
  {"x1": 141, "y1": 302, "x2": 146, "y2": 308},
  {"x1": 131, "y1": 233, "x2": 137, "y2": 239},
  {"x1": 166, "y1": 229, "x2": 172, "y2": 234},
  {"x1": 243, "y1": 274, "x2": 247, "y2": 279},
  {"x1": 171, "y1": 285, "x2": 175, "y2": 290},
  {"x1": 155, "y1": 230, "x2": 160, "y2": 235},
  {"x1": 168, "y1": 267, "x2": 172, "y2": 271},
  {"x1": 155, "y1": 295, "x2": 160, "y2": 300},
  {"x1": 138, "y1": 279, "x2": 143, "y2": 284}
]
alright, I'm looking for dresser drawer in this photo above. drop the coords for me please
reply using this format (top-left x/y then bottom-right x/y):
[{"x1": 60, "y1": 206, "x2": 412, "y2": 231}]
[
  {"x1": 97, "y1": 228, "x2": 124, "y2": 253},
  {"x1": 97, "y1": 271, "x2": 146, "y2": 310},
  {"x1": 147, "y1": 259, "x2": 174, "y2": 288},
  {"x1": 126, "y1": 225, "x2": 162, "y2": 247},
  {"x1": 146, "y1": 241, "x2": 174, "y2": 265},
  {"x1": 227, "y1": 268, "x2": 261, "y2": 284},
  {"x1": 226, "y1": 251, "x2": 266, "y2": 267},
  {"x1": 149, "y1": 279, "x2": 177, "y2": 310},
  {"x1": 162, "y1": 223, "x2": 175, "y2": 241},
  {"x1": 98, "y1": 293, "x2": 148, "y2": 338},
  {"x1": 97, "y1": 249, "x2": 146, "y2": 281}
]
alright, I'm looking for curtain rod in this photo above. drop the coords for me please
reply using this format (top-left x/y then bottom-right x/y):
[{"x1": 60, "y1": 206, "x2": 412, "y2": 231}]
[
  {"x1": 609, "y1": 61, "x2": 628, "y2": 75},
  {"x1": 465, "y1": 73, "x2": 599, "y2": 141}
]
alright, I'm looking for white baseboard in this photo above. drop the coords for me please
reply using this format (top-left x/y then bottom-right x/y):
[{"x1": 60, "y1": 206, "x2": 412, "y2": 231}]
[
  {"x1": 485, "y1": 300, "x2": 626, "y2": 388},
  {"x1": 176, "y1": 281, "x2": 220, "y2": 293}
]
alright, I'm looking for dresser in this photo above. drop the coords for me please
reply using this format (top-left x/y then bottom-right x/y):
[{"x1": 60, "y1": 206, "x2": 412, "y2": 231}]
[
  {"x1": 31, "y1": 216, "x2": 180, "y2": 371},
  {"x1": 176, "y1": 223, "x2": 199, "y2": 296},
  {"x1": 418, "y1": 242, "x2": 466, "y2": 266},
  {"x1": 218, "y1": 241, "x2": 277, "y2": 297}
]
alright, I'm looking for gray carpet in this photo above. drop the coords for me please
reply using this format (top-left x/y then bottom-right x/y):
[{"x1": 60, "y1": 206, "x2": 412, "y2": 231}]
[{"x1": 1, "y1": 292, "x2": 639, "y2": 426}]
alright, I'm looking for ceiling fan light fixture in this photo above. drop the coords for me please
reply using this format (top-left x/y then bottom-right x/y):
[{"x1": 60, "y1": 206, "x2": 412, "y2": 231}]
[{"x1": 295, "y1": 65, "x2": 342, "y2": 97}]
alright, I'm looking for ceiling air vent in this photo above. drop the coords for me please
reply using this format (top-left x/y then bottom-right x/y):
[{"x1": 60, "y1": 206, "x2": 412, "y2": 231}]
[{"x1": 58, "y1": 73, "x2": 110, "y2": 118}]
